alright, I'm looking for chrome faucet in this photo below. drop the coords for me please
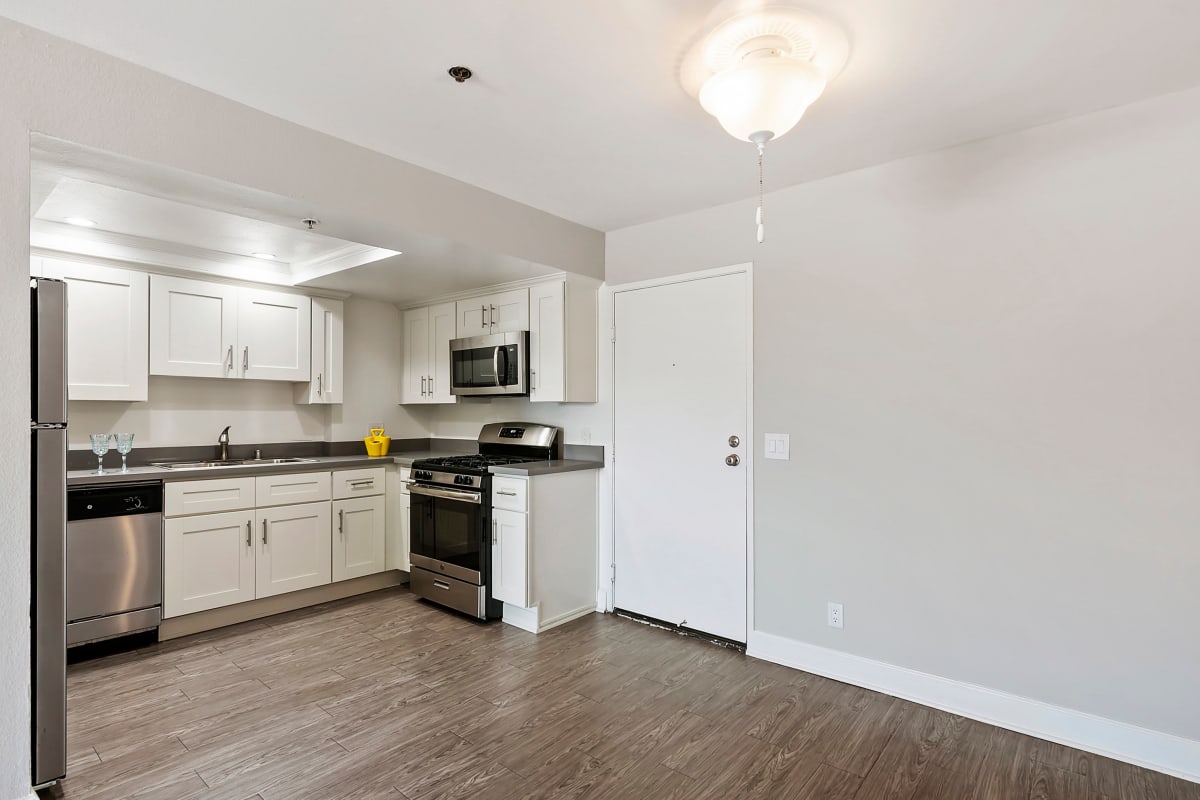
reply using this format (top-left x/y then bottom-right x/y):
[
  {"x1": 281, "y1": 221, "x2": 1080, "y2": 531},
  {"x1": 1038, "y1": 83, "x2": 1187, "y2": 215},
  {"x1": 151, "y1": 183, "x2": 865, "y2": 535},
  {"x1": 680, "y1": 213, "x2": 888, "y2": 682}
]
[{"x1": 217, "y1": 426, "x2": 231, "y2": 461}]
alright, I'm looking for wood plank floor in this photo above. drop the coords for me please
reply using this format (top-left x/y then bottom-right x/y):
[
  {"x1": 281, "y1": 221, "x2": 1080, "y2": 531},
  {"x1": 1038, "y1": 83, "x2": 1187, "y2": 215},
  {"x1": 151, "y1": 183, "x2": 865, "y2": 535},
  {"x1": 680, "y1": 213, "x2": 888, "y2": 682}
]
[{"x1": 40, "y1": 587, "x2": 1197, "y2": 800}]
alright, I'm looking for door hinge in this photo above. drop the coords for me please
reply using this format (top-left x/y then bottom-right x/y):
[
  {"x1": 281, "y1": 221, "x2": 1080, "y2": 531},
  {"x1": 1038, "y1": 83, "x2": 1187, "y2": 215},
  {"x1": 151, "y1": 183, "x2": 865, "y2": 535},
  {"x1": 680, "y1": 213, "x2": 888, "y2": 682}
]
[
  {"x1": 610, "y1": 563, "x2": 616, "y2": 584},
  {"x1": 610, "y1": 326, "x2": 616, "y2": 343}
]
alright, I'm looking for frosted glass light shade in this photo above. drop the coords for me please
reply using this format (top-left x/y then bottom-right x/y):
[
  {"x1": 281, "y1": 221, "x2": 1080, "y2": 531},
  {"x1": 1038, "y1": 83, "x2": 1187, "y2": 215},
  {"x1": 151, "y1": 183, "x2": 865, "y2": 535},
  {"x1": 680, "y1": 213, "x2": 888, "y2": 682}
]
[{"x1": 698, "y1": 55, "x2": 827, "y2": 142}]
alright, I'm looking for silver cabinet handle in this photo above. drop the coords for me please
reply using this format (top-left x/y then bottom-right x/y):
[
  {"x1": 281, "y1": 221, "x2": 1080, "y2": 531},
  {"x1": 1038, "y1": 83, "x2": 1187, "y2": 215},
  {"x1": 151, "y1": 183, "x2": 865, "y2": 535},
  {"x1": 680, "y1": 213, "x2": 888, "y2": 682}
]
[
  {"x1": 429, "y1": 375, "x2": 434, "y2": 394},
  {"x1": 490, "y1": 304, "x2": 496, "y2": 328},
  {"x1": 497, "y1": 490, "x2": 517, "y2": 496},
  {"x1": 421, "y1": 375, "x2": 427, "y2": 396},
  {"x1": 348, "y1": 479, "x2": 374, "y2": 487},
  {"x1": 481, "y1": 304, "x2": 488, "y2": 328},
  {"x1": 226, "y1": 345, "x2": 234, "y2": 371},
  {"x1": 242, "y1": 346, "x2": 249, "y2": 372},
  {"x1": 246, "y1": 520, "x2": 251, "y2": 547},
  {"x1": 317, "y1": 373, "x2": 323, "y2": 396},
  {"x1": 338, "y1": 509, "x2": 344, "y2": 535},
  {"x1": 492, "y1": 518, "x2": 497, "y2": 545},
  {"x1": 261, "y1": 518, "x2": 268, "y2": 544}
]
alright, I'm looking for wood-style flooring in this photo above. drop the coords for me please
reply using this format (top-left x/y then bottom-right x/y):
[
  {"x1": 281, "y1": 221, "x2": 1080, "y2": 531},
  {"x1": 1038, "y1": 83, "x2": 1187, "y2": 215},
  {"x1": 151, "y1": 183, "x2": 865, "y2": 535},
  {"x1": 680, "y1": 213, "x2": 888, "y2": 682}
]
[{"x1": 41, "y1": 587, "x2": 1197, "y2": 800}]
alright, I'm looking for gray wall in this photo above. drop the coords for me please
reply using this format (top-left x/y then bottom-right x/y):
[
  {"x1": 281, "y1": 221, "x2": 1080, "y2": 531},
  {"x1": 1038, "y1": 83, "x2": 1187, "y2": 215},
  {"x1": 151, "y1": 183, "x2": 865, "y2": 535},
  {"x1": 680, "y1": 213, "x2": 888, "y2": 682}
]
[
  {"x1": 607, "y1": 86, "x2": 1200, "y2": 742},
  {"x1": 0, "y1": 17, "x2": 600, "y2": 800}
]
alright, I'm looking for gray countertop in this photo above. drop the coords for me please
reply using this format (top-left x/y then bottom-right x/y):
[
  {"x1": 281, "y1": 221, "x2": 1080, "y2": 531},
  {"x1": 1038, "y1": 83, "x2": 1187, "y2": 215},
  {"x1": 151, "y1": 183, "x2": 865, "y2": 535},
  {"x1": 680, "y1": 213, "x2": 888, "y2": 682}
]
[
  {"x1": 67, "y1": 450, "x2": 604, "y2": 486},
  {"x1": 488, "y1": 459, "x2": 605, "y2": 476}
]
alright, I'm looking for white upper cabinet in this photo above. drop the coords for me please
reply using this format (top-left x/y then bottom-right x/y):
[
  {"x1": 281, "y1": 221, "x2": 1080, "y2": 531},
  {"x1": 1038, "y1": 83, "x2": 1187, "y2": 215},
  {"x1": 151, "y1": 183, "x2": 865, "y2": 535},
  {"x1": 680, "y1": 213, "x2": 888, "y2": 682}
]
[
  {"x1": 238, "y1": 288, "x2": 311, "y2": 382},
  {"x1": 41, "y1": 258, "x2": 150, "y2": 401},
  {"x1": 400, "y1": 302, "x2": 457, "y2": 404},
  {"x1": 150, "y1": 275, "x2": 239, "y2": 379},
  {"x1": 456, "y1": 288, "x2": 529, "y2": 337},
  {"x1": 296, "y1": 297, "x2": 344, "y2": 404},
  {"x1": 150, "y1": 275, "x2": 310, "y2": 382},
  {"x1": 528, "y1": 279, "x2": 598, "y2": 403}
]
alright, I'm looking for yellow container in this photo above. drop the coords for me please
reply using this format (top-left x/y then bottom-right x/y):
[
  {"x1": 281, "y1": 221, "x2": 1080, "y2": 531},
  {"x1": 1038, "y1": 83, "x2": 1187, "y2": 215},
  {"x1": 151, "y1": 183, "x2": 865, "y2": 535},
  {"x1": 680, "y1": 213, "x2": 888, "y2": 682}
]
[{"x1": 363, "y1": 427, "x2": 391, "y2": 457}]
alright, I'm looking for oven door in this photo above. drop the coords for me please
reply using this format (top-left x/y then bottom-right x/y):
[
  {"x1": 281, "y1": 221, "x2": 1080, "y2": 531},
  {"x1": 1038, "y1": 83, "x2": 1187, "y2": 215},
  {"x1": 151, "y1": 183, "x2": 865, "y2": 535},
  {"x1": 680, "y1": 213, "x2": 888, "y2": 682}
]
[
  {"x1": 450, "y1": 332, "x2": 528, "y2": 396},
  {"x1": 409, "y1": 483, "x2": 486, "y2": 584}
]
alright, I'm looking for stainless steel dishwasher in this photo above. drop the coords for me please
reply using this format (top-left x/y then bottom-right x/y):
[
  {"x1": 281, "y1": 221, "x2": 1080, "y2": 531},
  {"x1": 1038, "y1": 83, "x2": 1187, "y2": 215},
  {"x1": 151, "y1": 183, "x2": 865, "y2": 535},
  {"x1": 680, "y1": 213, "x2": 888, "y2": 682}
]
[{"x1": 66, "y1": 482, "x2": 163, "y2": 646}]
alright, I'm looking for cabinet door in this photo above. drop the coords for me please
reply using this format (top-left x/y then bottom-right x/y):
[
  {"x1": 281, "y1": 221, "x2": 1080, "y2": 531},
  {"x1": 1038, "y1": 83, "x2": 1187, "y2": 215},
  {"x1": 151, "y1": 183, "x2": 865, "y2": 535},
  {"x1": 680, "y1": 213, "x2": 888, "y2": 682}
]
[
  {"x1": 333, "y1": 496, "x2": 386, "y2": 581},
  {"x1": 296, "y1": 297, "x2": 343, "y2": 404},
  {"x1": 528, "y1": 281, "x2": 565, "y2": 403},
  {"x1": 238, "y1": 288, "x2": 311, "y2": 381},
  {"x1": 163, "y1": 511, "x2": 255, "y2": 617},
  {"x1": 400, "y1": 306, "x2": 430, "y2": 403},
  {"x1": 150, "y1": 275, "x2": 238, "y2": 378},
  {"x1": 455, "y1": 299, "x2": 491, "y2": 338},
  {"x1": 458, "y1": 289, "x2": 530, "y2": 336},
  {"x1": 428, "y1": 302, "x2": 458, "y2": 403},
  {"x1": 491, "y1": 508, "x2": 530, "y2": 607},
  {"x1": 386, "y1": 468, "x2": 410, "y2": 571},
  {"x1": 255, "y1": 502, "x2": 332, "y2": 598},
  {"x1": 42, "y1": 259, "x2": 149, "y2": 401},
  {"x1": 484, "y1": 289, "x2": 530, "y2": 334}
]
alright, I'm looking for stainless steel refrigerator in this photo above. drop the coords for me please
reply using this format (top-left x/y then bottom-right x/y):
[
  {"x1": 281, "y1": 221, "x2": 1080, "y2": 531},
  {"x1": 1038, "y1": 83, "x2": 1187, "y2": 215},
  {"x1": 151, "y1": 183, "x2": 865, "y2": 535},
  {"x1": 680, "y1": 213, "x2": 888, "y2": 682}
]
[{"x1": 31, "y1": 277, "x2": 67, "y2": 787}]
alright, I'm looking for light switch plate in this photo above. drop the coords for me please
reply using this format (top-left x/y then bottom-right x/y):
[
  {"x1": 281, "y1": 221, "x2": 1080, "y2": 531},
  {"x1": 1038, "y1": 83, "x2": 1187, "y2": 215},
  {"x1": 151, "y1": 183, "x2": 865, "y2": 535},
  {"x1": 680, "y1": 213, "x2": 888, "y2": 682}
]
[{"x1": 765, "y1": 433, "x2": 790, "y2": 460}]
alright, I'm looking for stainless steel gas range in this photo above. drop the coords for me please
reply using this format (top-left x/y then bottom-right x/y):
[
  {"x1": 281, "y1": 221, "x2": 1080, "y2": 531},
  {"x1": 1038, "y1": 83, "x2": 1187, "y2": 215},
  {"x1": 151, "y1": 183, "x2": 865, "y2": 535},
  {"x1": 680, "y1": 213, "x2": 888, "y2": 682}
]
[{"x1": 408, "y1": 422, "x2": 561, "y2": 619}]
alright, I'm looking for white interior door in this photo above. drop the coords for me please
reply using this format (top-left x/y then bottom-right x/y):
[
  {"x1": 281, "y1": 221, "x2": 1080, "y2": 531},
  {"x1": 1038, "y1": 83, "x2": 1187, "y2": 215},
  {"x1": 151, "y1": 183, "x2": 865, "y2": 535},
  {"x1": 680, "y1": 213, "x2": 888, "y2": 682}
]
[{"x1": 614, "y1": 270, "x2": 748, "y2": 642}]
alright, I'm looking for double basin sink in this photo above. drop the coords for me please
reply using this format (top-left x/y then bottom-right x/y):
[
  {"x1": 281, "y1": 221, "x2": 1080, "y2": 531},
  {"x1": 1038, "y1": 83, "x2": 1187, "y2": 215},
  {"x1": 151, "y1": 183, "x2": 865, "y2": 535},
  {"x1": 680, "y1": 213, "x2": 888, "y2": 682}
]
[{"x1": 150, "y1": 457, "x2": 318, "y2": 470}]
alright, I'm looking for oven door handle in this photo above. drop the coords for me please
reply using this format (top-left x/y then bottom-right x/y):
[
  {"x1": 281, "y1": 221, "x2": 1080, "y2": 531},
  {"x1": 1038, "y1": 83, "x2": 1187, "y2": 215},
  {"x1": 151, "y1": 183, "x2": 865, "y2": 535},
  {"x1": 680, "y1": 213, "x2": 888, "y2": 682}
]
[{"x1": 406, "y1": 482, "x2": 482, "y2": 504}]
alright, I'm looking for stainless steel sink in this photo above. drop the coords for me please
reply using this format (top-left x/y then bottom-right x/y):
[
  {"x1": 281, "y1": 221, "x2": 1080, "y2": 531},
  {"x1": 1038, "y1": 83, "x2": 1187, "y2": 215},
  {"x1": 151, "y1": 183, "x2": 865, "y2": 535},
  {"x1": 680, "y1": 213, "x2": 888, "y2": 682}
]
[{"x1": 150, "y1": 457, "x2": 318, "y2": 470}]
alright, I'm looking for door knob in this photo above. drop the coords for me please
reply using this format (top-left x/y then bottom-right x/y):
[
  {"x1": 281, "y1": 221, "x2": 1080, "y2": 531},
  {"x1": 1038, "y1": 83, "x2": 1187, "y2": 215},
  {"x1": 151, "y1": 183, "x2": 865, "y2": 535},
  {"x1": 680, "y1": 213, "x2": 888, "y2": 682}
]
[
  {"x1": 728, "y1": 435, "x2": 740, "y2": 447},
  {"x1": 725, "y1": 454, "x2": 740, "y2": 467}
]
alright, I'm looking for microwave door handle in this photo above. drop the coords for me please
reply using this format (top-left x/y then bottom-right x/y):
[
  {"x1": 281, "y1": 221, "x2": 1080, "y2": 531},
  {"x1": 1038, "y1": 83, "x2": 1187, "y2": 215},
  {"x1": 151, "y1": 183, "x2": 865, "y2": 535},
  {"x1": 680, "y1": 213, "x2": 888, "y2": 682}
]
[{"x1": 493, "y1": 346, "x2": 503, "y2": 387}]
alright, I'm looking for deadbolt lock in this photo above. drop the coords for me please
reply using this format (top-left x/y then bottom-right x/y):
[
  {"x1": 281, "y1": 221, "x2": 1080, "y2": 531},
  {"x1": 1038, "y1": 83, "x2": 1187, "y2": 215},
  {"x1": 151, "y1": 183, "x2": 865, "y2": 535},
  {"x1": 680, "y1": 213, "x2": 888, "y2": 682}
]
[{"x1": 728, "y1": 435, "x2": 740, "y2": 447}]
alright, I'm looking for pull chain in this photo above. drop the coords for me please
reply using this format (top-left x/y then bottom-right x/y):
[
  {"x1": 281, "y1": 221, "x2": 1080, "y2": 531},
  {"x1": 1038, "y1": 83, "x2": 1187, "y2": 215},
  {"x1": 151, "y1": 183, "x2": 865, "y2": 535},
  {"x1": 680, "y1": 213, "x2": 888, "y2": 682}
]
[{"x1": 756, "y1": 142, "x2": 765, "y2": 244}]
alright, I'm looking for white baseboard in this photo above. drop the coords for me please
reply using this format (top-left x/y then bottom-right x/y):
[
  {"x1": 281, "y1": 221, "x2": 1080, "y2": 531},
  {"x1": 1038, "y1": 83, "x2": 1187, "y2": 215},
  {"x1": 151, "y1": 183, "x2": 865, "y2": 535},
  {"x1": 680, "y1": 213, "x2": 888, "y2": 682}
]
[
  {"x1": 502, "y1": 603, "x2": 595, "y2": 634},
  {"x1": 747, "y1": 630, "x2": 1200, "y2": 784},
  {"x1": 539, "y1": 604, "x2": 595, "y2": 632}
]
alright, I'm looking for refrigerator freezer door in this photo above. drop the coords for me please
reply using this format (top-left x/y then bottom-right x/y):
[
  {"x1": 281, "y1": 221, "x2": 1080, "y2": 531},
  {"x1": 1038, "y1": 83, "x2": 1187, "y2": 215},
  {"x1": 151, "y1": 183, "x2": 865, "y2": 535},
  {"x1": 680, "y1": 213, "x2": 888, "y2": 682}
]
[
  {"x1": 32, "y1": 426, "x2": 67, "y2": 786},
  {"x1": 31, "y1": 278, "x2": 68, "y2": 425}
]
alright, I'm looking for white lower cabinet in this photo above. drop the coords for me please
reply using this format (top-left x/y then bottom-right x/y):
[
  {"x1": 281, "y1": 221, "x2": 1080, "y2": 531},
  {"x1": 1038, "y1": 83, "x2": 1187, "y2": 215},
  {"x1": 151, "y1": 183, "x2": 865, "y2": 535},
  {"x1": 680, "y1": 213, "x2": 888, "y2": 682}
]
[
  {"x1": 490, "y1": 471, "x2": 598, "y2": 633},
  {"x1": 386, "y1": 467, "x2": 411, "y2": 571},
  {"x1": 164, "y1": 510, "x2": 256, "y2": 617},
  {"x1": 255, "y1": 501, "x2": 333, "y2": 598},
  {"x1": 333, "y1": 496, "x2": 385, "y2": 581},
  {"x1": 491, "y1": 507, "x2": 530, "y2": 607},
  {"x1": 164, "y1": 468, "x2": 397, "y2": 619}
]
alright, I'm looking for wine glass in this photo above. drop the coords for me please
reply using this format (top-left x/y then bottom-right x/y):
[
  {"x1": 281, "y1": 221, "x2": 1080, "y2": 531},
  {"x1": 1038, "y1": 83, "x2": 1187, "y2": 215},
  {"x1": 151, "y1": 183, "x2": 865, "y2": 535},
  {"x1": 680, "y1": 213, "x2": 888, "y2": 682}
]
[
  {"x1": 89, "y1": 433, "x2": 112, "y2": 474},
  {"x1": 114, "y1": 432, "x2": 135, "y2": 472}
]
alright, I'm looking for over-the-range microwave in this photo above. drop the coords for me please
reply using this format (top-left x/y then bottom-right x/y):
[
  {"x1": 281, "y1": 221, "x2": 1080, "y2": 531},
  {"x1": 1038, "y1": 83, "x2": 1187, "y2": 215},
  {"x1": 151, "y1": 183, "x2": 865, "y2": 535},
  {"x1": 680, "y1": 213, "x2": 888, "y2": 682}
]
[{"x1": 449, "y1": 331, "x2": 529, "y2": 397}]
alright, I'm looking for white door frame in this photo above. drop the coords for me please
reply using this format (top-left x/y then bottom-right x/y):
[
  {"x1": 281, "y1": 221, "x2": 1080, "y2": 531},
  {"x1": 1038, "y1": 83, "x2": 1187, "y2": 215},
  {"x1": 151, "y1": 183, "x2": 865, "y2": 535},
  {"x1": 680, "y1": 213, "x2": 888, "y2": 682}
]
[{"x1": 603, "y1": 263, "x2": 755, "y2": 641}]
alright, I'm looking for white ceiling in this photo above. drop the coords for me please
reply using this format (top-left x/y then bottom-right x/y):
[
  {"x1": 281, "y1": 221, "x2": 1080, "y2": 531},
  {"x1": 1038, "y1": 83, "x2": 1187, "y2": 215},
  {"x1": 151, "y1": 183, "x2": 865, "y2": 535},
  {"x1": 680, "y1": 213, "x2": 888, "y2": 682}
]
[{"x1": 5, "y1": 1, "x2": 1200, "y2": 232}]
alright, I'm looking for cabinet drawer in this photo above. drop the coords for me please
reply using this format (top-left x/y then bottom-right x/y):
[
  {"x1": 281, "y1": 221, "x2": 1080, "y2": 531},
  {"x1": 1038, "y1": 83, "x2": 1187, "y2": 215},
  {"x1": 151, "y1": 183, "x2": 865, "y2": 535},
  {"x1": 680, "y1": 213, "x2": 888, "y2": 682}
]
[
  {"x1": 165, "y1": 477, "x2": 256, "y2": 517},
  {"x1": 332, "y1": 467, "x2": 386, "y2": 499},
  {"x1": 492, "y1": 476, "x2": 528, "y2": 512},
  {"x1": 256, "y1": 471, "x2": 332, "y2": 507}
]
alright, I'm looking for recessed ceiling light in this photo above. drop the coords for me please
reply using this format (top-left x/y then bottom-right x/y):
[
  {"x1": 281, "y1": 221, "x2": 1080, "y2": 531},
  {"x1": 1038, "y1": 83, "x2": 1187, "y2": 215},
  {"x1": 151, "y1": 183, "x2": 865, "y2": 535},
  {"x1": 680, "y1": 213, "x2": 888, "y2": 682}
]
[
  {"x1": 64, "y1": 216, "x2": 97, "y2": 227},
  {"x1": 251, "y1": 252, "x2": 277, "y2": 260}
]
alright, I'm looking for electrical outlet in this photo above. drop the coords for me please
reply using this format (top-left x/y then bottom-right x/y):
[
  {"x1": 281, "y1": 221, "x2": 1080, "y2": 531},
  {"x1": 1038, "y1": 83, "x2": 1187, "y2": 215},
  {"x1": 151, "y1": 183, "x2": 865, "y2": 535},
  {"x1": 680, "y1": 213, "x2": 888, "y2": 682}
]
[{"x1": 827, "y1": 602, "x2": 843, "y2": 629}]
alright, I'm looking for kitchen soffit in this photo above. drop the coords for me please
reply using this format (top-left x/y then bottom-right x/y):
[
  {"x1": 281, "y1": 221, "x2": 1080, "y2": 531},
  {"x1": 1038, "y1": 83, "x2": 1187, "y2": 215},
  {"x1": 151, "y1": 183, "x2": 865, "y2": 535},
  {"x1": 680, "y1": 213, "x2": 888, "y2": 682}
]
[
  {"x1": 29, "y1": 142, "x2": 563, "y2": 304},
  {"x1": 3, "y1": 0, "x2": 1200, "y2": 230}
]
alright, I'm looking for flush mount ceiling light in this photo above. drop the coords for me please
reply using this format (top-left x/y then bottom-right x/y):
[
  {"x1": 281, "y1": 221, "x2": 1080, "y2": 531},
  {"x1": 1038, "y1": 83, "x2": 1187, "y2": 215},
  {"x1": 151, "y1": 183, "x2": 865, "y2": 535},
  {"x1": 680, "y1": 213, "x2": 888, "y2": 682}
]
[
  {"x1": 251, "y1": 252, "x2": 276, "y2": 260},
  {"x1": 680, "y1": 5, "x2": 850, "y2": 242},
  {"x1": 63, "y1": 216, "x2": 97, "y2": 227}
]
